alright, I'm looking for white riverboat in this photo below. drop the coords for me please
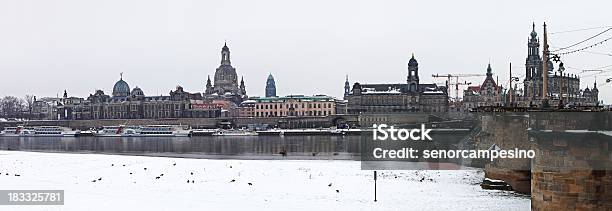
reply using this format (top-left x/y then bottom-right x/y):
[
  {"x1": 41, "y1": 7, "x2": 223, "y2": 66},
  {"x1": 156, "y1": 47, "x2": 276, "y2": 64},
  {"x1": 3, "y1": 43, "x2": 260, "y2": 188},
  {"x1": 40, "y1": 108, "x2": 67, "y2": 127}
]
[
  {"x1": 94, "y1": 125, "x2": 192, "y2": 137},
  {"x1": 0, "y1": 126, "x2": 80, "y2": 137},
  {"x1": 139, "y1": 125, "x2": 192, "y2": 137},
  {"x1": 94, "y1": 125, "x2": 141, "y2": 137},
  {"x1": 211, "y1": 129, "x2": 258, "y2": 136}
]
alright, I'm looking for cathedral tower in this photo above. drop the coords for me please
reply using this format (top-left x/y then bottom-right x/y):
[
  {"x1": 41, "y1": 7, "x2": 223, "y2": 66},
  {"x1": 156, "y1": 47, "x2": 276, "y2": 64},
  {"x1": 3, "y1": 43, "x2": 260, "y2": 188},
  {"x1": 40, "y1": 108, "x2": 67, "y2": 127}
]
[{"x1": 524, "y1": 23, "x2": 543, "y2": 100}]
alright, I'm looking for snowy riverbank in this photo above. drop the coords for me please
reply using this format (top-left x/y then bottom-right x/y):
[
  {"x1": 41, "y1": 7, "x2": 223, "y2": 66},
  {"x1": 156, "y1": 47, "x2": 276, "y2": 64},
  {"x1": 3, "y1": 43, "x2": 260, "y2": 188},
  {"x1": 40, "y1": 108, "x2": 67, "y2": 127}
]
[{"x1": 0, "y1": 151, "x2": 529, "y2": 210}]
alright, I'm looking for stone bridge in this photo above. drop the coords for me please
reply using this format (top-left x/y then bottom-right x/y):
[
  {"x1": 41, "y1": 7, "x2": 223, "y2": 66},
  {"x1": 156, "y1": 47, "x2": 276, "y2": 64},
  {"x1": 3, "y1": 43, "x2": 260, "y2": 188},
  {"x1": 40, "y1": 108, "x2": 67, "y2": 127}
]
[{"x1": 477, "y1": 112, "x2": 612, "y2": 210}]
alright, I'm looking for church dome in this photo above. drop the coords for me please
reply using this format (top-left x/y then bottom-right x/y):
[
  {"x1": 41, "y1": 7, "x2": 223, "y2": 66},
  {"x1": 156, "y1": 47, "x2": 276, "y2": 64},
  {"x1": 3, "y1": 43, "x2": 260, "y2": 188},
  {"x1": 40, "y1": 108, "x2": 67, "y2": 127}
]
[
  {"x1": 112, "y1": 76, "x2": 130, "y2": 97},
  {"x1": 214, "y1": 65, "x2": 238, "y2": 85},
  {"x1": 213, "y1": 43, "x2": 239, "y2": 94},
  {"x1": 131, "y1": 87, "x2": 144, "y2": 97},
  {"x1": 408, "y1": 54, "x2": 418, "y2": 65}
]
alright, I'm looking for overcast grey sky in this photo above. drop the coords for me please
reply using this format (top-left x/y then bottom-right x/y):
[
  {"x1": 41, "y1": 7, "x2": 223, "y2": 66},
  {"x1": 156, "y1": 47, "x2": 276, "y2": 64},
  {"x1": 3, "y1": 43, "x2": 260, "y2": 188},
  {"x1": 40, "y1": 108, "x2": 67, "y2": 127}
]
[{"x1": 0, "y1": 0, "x2": 610, "y2": 103}]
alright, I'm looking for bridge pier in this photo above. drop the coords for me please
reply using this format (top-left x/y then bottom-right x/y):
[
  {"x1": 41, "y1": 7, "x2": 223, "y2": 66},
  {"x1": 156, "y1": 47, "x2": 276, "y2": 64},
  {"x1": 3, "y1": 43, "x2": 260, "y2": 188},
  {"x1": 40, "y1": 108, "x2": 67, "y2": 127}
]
[
  {"x1": 480, "y1": 112, "x2": 612, "y2": 209},
  {"x1": 530, "y1": 131, "x2": 612, "y2": 210}
]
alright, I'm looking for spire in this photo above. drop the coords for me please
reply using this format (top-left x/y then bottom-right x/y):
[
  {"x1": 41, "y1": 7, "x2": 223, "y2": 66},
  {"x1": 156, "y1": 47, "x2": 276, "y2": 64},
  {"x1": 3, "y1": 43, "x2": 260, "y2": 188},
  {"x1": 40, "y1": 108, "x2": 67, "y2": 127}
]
[
  {"x1": 120, "y1": 72, "x2": 123, "y2": 80},
  {"x1": 239, "y1": 76, "x2": 246, "y2": 96},
  {"x1": 409, "y1": 53, "x2": 417, "y2": 63},
  {"x1": 205, "y1": 75, "x2": 213, "y2": 94},
  {"x1": 221, "y1": 42, "x2": 230, "y2": 65},
  {"x1": 530, "y1": 22, "x2": 538, "y2": 38},
  {"x1": 408, "y1": 53, "x2": 418, "y2": 66},
  {"x1": 486, "y1": 63, "x2": 493, "y2": 75},
  {"x1": 344, "y1": 75, "x2": 351, "y2": 98}
]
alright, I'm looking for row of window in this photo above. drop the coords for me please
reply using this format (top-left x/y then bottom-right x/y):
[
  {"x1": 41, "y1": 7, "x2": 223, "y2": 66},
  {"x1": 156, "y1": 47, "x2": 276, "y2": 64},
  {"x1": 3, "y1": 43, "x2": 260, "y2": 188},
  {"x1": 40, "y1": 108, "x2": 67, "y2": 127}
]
[
  {"x1": 255, "y1": 102, "x2": 333, "y2": 110},
  {"x1": 255, "y1": 110, "x2": 333, "y2": 117},
  {"x1": 355, "y1": 96, "x2": 420, "y2": 105},
  {"x1": 90, "y1": 104, "x2": 184, "y2": 112}
]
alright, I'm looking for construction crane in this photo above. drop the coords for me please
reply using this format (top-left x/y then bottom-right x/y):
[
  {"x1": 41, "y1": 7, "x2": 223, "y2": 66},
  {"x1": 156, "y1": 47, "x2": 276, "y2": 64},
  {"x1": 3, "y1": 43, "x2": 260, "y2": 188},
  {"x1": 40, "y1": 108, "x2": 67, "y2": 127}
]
[
  {"x1": 431, "y1": 73, "x2": 486, "y2": 102},
  {"x1": 448, "y1": 81, "x2": 472, "y2": 102}
]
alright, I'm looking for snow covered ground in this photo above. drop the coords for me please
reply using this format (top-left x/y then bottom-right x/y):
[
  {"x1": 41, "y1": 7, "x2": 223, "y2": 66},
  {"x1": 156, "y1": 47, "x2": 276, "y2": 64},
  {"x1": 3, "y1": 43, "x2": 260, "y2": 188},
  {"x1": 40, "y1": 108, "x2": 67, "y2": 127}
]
[{"x1": 0, "y1": 151, "x2": 529, "y2": 210}]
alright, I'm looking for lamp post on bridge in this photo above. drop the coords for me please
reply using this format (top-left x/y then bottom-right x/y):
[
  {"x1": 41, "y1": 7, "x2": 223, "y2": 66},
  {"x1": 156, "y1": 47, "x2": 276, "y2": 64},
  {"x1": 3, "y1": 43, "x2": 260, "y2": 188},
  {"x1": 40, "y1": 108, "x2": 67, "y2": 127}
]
[{"x1": 509, "y1": 62, "x2": 520, "y2": 106}]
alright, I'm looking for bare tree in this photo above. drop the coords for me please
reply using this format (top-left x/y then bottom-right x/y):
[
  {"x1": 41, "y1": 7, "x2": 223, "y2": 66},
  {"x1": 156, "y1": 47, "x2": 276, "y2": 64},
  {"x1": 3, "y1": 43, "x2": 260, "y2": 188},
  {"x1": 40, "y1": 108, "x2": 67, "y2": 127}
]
[
  {"x1": 24, "y1": 95, "x2": 35, "y2": 119},
  {"x1": 1, "y1": 96, "x2": 26, "y2": 119}
]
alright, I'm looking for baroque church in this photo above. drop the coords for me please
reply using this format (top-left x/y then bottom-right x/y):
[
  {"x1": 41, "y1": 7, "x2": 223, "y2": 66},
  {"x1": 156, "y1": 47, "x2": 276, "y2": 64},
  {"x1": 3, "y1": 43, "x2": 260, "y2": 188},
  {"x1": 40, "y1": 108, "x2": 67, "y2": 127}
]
[
  {"x1": 205, "y1": 43, "x2": 248, "y2": 104},
  {"x1": 520, "y1": 23, "x2": 598, "y2": 106},
  {"x1": 464, "y1": 23, "x2": 600, "y2": 111}
]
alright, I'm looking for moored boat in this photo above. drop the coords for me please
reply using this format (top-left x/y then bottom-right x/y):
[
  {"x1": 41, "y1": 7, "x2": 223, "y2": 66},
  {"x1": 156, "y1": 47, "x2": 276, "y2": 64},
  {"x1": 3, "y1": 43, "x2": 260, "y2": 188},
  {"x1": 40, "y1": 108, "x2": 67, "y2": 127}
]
[
  {"x1": 0, "y1": 126, "x2": 80, "y2": 137},
  {"x1": 139, "y1": 125, "x2": 192, "y2": 137},
  {"x1": 94, "y1": 125, "x2": 140, "y2": 137},
  {"x1": 94, "y1": 125, "x2": 192, "y2": 137},
  {"x1": 211, "y1": 129, "x2": 258, "y2": 136}
]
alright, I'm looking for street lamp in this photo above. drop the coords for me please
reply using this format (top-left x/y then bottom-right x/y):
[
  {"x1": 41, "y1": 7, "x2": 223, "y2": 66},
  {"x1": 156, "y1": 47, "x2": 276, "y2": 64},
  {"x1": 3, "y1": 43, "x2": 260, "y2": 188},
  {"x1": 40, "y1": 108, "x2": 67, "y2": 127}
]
[
  {"x1": 508, "y1": 76, "x2": 520, "y2": 106},
  {"x1": 558, "y1": 62, "x2": 566, "y2": 107}
]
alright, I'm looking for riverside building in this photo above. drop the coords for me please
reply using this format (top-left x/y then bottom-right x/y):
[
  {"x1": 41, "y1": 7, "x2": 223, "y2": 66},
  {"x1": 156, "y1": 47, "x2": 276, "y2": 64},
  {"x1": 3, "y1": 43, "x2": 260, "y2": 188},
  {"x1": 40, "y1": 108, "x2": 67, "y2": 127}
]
[
  {"x1": 463, "y1": 24, "x2": 600, "y2": 111},
  {"x1": 33, "y1": 43, "x2": 255, "y2": 120},
  {"x1": 46, "y1": 75, "x2": 221, "y2": 120},
  {"x1": 250, "y1": 95, "x2": 336, "y2": 117},
  {"x1": 345, "y1": 54, "x2": 449, "y2": 114}
]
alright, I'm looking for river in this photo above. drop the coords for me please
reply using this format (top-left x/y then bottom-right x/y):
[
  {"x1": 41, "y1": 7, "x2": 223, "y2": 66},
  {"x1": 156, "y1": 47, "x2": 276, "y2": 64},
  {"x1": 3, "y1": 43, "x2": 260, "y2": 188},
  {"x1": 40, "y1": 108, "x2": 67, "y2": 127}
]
[{"x1": 0, "y1": 136, "x2": 362, "y2": 160}]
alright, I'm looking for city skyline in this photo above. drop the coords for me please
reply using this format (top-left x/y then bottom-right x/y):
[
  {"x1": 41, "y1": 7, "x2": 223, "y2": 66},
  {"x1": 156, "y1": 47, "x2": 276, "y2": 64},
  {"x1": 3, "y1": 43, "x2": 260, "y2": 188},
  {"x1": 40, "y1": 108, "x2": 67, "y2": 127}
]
[{"x1": 0, "y1": 0, "x2": 610, "y2": 103}]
